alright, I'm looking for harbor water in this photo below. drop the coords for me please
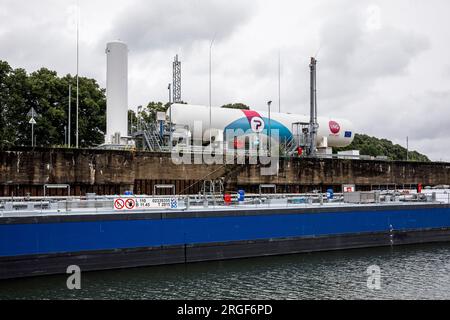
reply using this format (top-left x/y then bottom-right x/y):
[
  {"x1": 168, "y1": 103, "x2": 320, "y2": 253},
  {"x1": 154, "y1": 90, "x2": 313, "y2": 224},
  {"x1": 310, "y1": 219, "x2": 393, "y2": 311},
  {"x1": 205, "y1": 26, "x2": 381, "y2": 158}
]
[{"x1": 1, "y1": 242, "x2": 450, "y2": 300}]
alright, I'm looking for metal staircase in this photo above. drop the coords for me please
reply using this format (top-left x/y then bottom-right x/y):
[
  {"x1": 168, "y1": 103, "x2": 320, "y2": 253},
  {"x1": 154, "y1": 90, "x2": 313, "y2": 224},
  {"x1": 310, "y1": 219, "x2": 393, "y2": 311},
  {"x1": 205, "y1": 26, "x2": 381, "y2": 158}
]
[
  {"x1": 282, "y1": 137, "x2": 297, "y2": 155},
  {"x1": 134, "y1": 122, "x2": 164, "y2": 152}
]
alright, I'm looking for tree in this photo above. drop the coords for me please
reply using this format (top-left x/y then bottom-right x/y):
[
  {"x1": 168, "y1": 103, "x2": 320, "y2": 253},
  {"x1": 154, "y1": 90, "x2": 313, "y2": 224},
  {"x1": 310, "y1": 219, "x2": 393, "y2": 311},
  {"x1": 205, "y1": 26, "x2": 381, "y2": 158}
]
[
  {"x1": 0, "y1": 63, "x2": 30, "y2": 147},
  {"x1": 335, "y1": 134, "x2": 430, "y2": 162},
  {"x1": 0, "y1": 60, "x2": 106, "y2": 148},
  {"x1": 221, "y1": 103, "x2": 250, "y2": 110},
  {"x1": 70, "y1": 76, "x2": 106, "y2": 147},
  {"x1": 0, "y1": 61, "x2": 12, "y2": 147},
  {"x1": 139, "y1": 102, "x2": 170, "y2": 124}
]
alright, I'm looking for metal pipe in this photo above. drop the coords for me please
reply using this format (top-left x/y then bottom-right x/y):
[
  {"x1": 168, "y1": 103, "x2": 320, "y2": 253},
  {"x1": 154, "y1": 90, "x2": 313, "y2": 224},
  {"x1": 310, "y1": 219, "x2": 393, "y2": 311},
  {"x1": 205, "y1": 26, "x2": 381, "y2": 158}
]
[
  {"x1": 68, "y1": 84, "x2": 71, "y2": 147},
  {"x1": 309, "y1": 57, "x2": 318, "y2": 156},
  {"x1": 31, "y1": 122, "x2": 34, "y2": 147},
  {"x1": 407, "y1": 136, "x2": 409, "y2": 161},
  {"x1": 168, "y1": 83, "x2": 172, "y2": 148},
  {"x1": 75, "y1": 1, "x2": 80, "y2": 149},
  {"x1": 209, "y1": 37, "x2": 215, "y2": 143},
  {"x1": 268, "y1": 101, "x2": 272, "y2": 154},
  {"x1": 278, "y1": 52, "x2": 281, "y2": 113}
]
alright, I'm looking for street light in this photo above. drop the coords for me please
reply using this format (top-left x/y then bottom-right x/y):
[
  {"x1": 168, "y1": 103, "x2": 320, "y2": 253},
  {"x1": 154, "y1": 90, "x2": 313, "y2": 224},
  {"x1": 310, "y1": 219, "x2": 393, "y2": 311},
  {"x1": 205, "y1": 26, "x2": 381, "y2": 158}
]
[
  {"x1": 68, "y1": 84, "x2": 71, "y2": 147},
  {"x1": 209, "y1": 37, "x2": 215, "y2": 143},
  {"x1": 267, "y1": 100, "x2": 272, "y2": 154},
  {"x1": 407, "y1": 136, "x2": 409, "y2": 161},
  {"x1": 75, "y1": 1, "x2": 80, "y2": 148},
  {"x1": 168, "y1": 83, "x2": 172, "y2": 147}
]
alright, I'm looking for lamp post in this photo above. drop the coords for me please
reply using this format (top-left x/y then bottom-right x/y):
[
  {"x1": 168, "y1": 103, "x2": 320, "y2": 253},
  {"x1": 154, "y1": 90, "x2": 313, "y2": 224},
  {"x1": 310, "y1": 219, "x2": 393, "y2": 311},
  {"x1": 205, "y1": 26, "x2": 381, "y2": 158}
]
[
  {"x1": 267, "y1": 100, "x2": 272, "y2": 154},
  {"x1": 407, "y1": 136, "x2": 409, "y2": 161},
  {"x1": 278, "y1": 51, "x2": 281, "y2": 113},
  {"x1": 168, "y1": 83, "x2": 172, "y2": 147},
  {"x1": 209, "y1": 37, "x2": 215, "y2": 143},
  {"x1": 68, "y1": 84, "x2": 71, "y2": 147},
  {"x1": 75, "y1": 1, "x2": 80, "y2": 148}
]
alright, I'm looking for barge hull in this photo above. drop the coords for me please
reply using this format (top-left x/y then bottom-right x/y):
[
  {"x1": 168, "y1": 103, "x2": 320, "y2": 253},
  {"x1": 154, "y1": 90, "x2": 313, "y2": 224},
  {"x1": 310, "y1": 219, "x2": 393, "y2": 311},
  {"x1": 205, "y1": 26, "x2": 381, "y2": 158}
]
[
  {"x1": 2, "y1": 228, "x2": 450, "y2": 279},
  {"x1": 1, "y1": 204, "x2": 450, "y2": 279}
]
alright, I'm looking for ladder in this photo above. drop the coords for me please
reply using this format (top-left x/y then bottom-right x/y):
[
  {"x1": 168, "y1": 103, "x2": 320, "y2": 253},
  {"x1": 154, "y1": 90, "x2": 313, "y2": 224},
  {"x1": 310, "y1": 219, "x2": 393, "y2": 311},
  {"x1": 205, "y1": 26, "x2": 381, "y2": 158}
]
[
  {"x1": 201, "y1": 179, "x2": 225, "y2": 206},
  {"x1": 135, "y1": 122, "x2": 164, "y2": 152}
]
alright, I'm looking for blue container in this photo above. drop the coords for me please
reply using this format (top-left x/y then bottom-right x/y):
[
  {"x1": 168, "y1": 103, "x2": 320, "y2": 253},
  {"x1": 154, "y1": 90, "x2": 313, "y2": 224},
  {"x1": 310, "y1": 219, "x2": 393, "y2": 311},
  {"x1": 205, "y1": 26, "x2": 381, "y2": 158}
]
[
  {"x1": 327, "y1": 189, "x2": 334, "y2": 200},
  {"x1": 238, "y1": 190, "x2": 245, "y2": 202},
  {"x1": 124, "y1": 191, "x2": 133, "y2": 196}
]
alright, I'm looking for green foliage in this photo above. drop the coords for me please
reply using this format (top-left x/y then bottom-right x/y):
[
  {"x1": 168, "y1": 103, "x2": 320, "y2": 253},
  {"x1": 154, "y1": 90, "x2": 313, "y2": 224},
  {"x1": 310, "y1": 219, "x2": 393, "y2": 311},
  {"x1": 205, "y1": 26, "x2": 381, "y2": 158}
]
[
  {"x1": 138, "y1": 101, "x2": 170, "y2": 124},
  {"x1": 335, "y1": 134, "x2": 430, "y2": 162},
  {"x1": 0, "y1": 60, "x2": 106, "y2": 148},
  {"x1": 221, "y1": 103, "x2": 250, "y2": 110}
]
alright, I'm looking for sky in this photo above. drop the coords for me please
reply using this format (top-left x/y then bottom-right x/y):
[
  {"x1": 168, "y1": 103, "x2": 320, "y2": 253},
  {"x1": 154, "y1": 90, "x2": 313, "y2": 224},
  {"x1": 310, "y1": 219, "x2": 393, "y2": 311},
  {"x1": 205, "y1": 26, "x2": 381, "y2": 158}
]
[{"x1": 0, "y1": 0, "x2": 449, "y2": 161}]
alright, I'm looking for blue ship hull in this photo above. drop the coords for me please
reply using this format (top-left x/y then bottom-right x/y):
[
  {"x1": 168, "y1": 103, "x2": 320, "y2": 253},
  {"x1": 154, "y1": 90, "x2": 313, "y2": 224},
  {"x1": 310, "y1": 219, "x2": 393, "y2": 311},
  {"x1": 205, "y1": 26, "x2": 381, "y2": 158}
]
[{"x1": 1, "y1": 203, "x2": 450, "y2": 279}]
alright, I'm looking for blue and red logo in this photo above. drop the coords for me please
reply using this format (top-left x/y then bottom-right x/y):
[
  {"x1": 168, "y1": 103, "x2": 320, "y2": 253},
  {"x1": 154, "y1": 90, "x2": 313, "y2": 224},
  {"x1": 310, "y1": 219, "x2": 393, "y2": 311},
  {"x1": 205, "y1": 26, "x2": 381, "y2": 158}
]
[
  {"x1": 242, "y1": 110, "x2": 265, "y2": 133},
  {"x1": 224, "y1": 110, "x2": 293, "y2": 142}
]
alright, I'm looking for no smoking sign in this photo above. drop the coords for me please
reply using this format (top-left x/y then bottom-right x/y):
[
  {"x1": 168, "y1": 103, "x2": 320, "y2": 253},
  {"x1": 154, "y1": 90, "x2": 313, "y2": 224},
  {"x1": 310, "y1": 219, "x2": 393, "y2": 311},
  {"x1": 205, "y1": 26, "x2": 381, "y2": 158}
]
[{"x1": 114, "y1": 198, "x2": 136, "y2": 211}]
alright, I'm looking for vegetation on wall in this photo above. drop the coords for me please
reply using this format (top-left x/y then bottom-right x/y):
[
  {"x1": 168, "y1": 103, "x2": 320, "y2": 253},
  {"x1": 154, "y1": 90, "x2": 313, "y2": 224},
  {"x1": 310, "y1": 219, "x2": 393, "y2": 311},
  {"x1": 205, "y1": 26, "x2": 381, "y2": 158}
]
[{"x1": 335, "y1": 134, "x2": 430, "y2": 162}]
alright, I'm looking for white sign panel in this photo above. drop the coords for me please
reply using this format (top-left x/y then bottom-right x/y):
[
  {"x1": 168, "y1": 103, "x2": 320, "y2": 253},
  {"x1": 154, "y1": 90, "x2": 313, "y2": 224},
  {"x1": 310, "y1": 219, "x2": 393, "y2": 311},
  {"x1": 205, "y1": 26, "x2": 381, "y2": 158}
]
[{"x1": 114, "y1": 197, "x2": 178, "y2": 211}]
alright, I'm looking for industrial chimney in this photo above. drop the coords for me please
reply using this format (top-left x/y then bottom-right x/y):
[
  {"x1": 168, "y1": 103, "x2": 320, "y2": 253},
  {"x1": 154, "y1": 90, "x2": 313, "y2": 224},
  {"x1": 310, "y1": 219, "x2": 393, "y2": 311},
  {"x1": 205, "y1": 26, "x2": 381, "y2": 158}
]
[{"x1": 105, "y1": 41, "x2": 128, "y2": 145}]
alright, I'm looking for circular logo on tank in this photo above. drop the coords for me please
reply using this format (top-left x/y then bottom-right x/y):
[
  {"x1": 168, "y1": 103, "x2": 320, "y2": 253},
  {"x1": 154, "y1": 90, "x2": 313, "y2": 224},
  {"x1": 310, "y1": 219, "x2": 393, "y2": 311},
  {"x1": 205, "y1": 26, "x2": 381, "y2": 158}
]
[
  {"x1": 329, "y1": 121, "x2": 341, "y2": 135},
  {"x1": 250, "y1": 117, "x2": 265, "y2": 133}
]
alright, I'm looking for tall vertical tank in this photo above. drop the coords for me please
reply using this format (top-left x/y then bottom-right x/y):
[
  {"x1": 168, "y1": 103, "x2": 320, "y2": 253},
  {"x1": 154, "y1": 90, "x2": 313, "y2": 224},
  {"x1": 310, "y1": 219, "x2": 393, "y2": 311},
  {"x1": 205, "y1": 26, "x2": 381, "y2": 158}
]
[{"x1": 105, "y1": 41, "x2": 128, "y2": 144}]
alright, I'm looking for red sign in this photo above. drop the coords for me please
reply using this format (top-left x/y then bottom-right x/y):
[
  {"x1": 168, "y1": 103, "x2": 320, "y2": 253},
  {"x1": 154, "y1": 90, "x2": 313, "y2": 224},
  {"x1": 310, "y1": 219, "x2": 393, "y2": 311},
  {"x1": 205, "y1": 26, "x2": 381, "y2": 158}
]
[
  {"x1": 125, "y1": 198, "x2": 136, "y2": 210},
  {"x1": 114, "y1": 199, "x2": 125, "y2": 210},
  {"x1": 329, "y1": 121, "x2": 341, "y2": 134}
]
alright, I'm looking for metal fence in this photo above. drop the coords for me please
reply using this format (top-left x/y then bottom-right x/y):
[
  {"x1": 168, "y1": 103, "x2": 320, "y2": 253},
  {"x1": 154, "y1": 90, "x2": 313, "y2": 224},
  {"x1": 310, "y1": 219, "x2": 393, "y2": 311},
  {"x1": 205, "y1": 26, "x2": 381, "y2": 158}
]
[{"x1": 1, "y1": 190, "x2": 449, "y2": 216}]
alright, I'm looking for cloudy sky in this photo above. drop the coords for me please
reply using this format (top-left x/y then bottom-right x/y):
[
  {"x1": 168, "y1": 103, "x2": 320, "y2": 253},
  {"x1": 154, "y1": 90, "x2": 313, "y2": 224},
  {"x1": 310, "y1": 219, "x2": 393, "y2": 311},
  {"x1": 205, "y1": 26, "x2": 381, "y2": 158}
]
[{"x1": 1, "y1": 0, "x2": 449, "y2": 161}]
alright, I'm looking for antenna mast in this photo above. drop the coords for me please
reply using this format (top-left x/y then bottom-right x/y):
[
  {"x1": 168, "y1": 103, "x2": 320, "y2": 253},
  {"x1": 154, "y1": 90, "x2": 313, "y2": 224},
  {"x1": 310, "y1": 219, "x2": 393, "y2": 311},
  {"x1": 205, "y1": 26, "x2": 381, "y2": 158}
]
[{"x1": 173, "y1": 55, "x2": 181, "y2": 103}]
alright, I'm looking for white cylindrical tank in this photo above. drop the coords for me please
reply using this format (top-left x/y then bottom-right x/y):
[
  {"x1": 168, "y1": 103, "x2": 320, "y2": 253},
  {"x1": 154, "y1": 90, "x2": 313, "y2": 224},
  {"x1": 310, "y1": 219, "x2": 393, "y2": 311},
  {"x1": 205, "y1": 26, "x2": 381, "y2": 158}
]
[
  {"x1": 105, "y1": 41, "x2": 128, "y2": 144},
  {"x1": 167, "y1": 104, "x2": 355, "y2": 148}
]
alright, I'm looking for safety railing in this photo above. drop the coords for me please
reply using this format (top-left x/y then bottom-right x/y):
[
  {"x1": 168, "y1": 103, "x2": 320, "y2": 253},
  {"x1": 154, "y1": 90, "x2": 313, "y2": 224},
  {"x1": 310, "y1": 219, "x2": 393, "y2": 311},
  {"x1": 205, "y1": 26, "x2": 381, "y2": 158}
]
[{"x1": 1, "y1": 190, "x2": 449, "y2": 217}]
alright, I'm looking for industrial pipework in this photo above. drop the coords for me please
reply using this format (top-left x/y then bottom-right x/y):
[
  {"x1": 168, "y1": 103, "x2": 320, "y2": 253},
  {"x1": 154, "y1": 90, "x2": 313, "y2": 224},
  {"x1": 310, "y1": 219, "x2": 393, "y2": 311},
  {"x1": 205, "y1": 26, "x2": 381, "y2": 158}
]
[{"x1": 309, "y1": 57, "x2": 319, "y2": 157}]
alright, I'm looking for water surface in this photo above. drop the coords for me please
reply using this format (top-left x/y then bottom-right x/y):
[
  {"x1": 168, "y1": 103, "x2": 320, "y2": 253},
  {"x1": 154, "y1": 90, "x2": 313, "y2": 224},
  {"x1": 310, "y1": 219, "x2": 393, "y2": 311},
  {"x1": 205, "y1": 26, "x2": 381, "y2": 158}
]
[{"x1": 1, "y1": 243, "x2": 450, "y2": 300}]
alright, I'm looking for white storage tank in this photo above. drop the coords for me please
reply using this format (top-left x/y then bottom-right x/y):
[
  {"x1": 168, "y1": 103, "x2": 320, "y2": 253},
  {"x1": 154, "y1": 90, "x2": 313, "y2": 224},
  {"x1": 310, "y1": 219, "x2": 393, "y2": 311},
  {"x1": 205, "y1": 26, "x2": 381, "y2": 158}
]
[
  {"x1": 167, "y1": 104, "x2": 355, "y2": 148},
  {"x1": 105, "y1": 41, "x2": 128, "y2": 144}
]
